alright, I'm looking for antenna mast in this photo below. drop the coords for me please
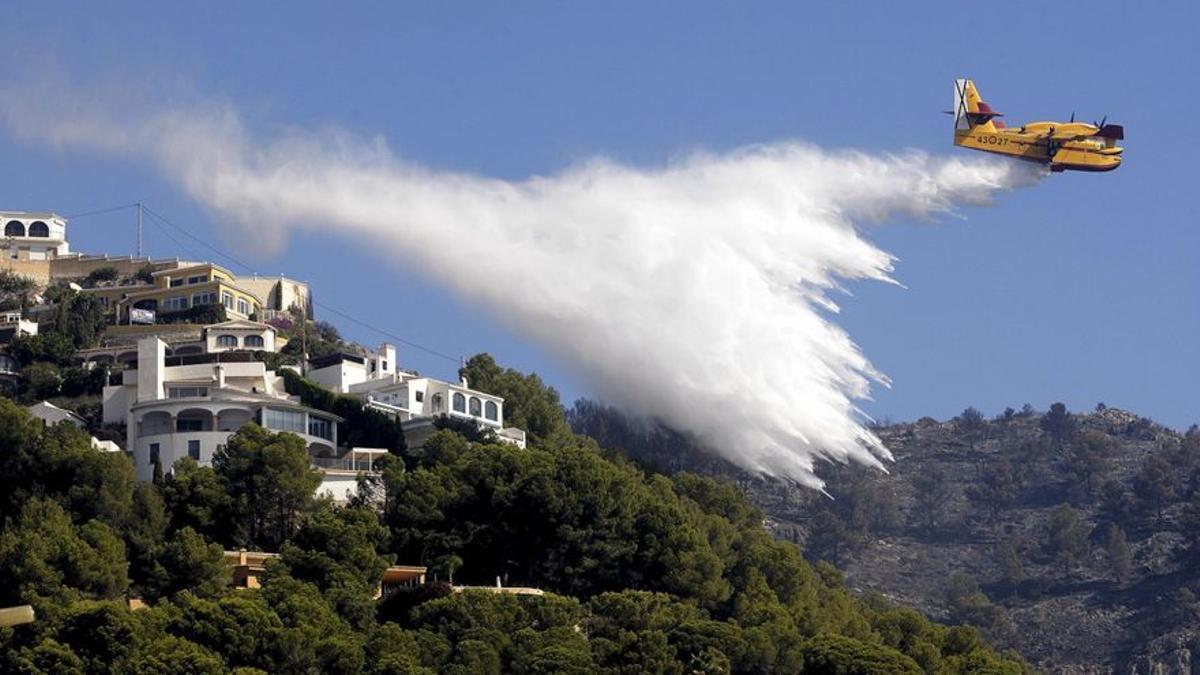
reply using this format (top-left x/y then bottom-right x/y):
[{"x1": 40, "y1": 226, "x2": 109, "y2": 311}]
[{"x1": 135, "y1": 202, "x2": 143, "y2": 258}]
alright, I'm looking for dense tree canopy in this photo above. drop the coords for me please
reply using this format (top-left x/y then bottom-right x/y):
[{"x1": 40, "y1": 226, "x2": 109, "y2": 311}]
[{"x1": 0, "y1": 359, "x2": 1028, "y2": 673}]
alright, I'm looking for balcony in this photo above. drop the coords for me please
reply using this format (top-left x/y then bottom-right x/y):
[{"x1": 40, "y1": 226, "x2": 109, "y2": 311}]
[{"x1": 311, "y1": 447, "x2": 388, "y2": 474}]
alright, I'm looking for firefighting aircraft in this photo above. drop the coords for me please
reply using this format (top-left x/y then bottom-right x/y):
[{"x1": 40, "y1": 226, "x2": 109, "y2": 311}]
[{"x1": 950, "y1": 79, "x2": 1123, "y2": 172}]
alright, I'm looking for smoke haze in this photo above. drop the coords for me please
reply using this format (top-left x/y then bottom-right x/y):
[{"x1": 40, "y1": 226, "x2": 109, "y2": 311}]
[{"x1": 0, "y1": 79, "x2": 1042, "y2": 489}]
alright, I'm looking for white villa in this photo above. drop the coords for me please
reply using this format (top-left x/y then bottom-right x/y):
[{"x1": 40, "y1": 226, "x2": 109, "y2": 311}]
[
  {"x1": 2, "y1": 211, "x2": 70, "y2": 261},
  {"x1": 78, "y1": 319, "x2": 281, "y2": 369},
  {"x1": 104, "y1": 336, "x2": 343, "y2": 482},
  {"x1": 307, "y1": 344, "x2": 527, "y2": 448}
]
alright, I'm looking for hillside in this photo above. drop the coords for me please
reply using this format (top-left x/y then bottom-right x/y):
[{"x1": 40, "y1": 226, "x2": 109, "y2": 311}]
[
  {"x1": 570, "y1": 401, "x2": 1200, "y2": 673},
  {"x1": 0, "y1": 358, "x2": 1031, "y2": 674}
]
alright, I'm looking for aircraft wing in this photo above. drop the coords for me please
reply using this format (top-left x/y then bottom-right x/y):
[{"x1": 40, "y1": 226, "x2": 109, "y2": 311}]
[{"x1": 1043, "y1": 124, "x2": 1124, "y2": 141}]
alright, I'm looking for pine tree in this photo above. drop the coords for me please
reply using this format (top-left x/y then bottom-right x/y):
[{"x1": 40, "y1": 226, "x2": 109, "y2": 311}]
[{"x1": 1104, "y1": 524, "x2": 1132, "y2": 584}]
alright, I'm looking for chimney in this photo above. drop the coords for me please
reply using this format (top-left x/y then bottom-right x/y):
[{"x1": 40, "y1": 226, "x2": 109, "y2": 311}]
[{"x1": 136, "y1": 337, "x2": 166, "y2": 402}]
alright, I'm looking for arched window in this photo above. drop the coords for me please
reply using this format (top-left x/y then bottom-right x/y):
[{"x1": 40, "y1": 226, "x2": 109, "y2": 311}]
[
  {"x1": 484, "y1": 401, "x2": 498, "y2": 421},
  {"x1": 468, "y1": 397, "x2": 481, "y2": 417},
  {"x1": 28, "y1": 221, "x2": 49, "y2": 237},
  {"x1": 244, "y1": 335, "x2": 264, "y2": 348},
  {"x1": 452, "y1": 392, "x2": 466, "y2": 413},
  {"x1": 216, "y1": 335, "x2": 238, "y2": 347},
  {"x1": 4, "y1": 220, "x2": 24, "y2": 237}
]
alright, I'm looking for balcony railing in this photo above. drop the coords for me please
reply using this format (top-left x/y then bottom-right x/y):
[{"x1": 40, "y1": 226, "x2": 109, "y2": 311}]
[{"x1": 310, "y1": 456, "x2": 380, "y2": 473}]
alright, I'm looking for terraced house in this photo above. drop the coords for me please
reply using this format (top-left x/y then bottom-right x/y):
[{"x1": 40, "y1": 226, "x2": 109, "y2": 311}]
[{"x1": 82, "y1": 262, "x2": 266, "y2": 324}]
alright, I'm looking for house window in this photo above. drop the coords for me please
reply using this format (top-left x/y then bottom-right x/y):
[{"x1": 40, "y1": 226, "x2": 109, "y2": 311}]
[
  {"x1": 188, "y1": 440, "x2": 201, "y2": 460},
  {"x1": 415, "y1": 391, "x2": 424, "y2": 403},
  {"x1": 245, "y1": 335, "x2": 264, "y2": 348},
  {"x1": 188, "y1": 275, "x2": 207, "y2": 285},
  {"x1": 237, "y1": 298, "x2": 249, "y2": 315},
  {"x1": 216, "y1": 335, "x2": 238, "y2": 348},
  {"x1": 308, "y1": 417, "x2": 333, "y2": 441},
  {"x1": 452, "y1": 392, "x2": 465, "y2": 413},
  {"x1": 485, "y1": 401, "x2": 498, "y2": 421},
  {"x1": 3, "y1": 220, "x2": 23, "y2": 237},
  {"x1": 192, "y1": 291, "x2": 217, "y2": 306},
  {"x1": 176, "y1": 418, "x2": 204, "y2": 432},
  {"x1": 431, "y1": 393, "x2": 443, "y2": 413},
  {"x1": 381, "y1": 360, "x2": 388, "y2": 371},
  {"x1": 149, "y1": 443, "x2": 160, "y2": 466},
  {"x1": 469, "y1": 397, "x2": 481, "y2": 417},
  {"x1": 169, "y1": 278, "x2": 184, "y2": 287},
  {"x1": 163, "y1": 296, "x2": 188, "y2": 311},
  {"x1": 168, "y1": 386, "x2": 208, "y2": 398},
  {"x1": 222, "y1": 292, "x2": 234, "y2": 309},
  {"x1": 262, "y1": 408, "x2": 305, "y2": 433},
  {"x1": 28, "y1": 221, "x2": 49, "y2": 237}
]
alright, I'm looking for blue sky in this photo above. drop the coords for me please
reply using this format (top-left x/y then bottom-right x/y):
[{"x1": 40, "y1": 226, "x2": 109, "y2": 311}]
[{"x1": 1, "y1": 2, "x2": 1195, "y2": 430}]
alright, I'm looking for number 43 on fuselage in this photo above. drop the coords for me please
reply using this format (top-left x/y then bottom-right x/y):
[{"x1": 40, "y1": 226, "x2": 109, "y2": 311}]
[{"x1": 950, "y1": 79, "x2": 1124, "y2": 172}]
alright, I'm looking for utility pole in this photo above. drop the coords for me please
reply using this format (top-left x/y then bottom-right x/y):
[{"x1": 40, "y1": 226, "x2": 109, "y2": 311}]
[{"x1": 135, "y1": 202, "x2": 143, "y2": 258}]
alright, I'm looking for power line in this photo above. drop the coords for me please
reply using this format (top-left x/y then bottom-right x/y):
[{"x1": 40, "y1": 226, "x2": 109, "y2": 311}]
[
  {"x1": 138, "y1": 204, "x2": 461, "y2": 364},
  {"x1": 140, "y1": 210, "x2": 203, "y2": 261},
  {"x1": 64, "y1": 203, "x2": 139, "y2": 219},
  {"x1": 313, "y1": 302, "x2": 461, "y2": 363}
]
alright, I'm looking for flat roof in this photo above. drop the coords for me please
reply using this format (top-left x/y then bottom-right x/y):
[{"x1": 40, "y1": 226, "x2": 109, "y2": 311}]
[{"x1": 0, "y1": 211, "x2": 63, "y2": 220}]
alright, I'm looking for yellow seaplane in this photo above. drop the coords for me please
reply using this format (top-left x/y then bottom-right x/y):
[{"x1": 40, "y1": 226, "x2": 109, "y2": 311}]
[{"x1": 950, "y1": 79, "x2": 1123, "y2": 172}]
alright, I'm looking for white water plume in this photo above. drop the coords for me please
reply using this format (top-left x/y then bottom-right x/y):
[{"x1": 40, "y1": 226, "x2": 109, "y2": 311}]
[{"x1": 0, "y1": 80, "x2": 1042, "y2": 489}]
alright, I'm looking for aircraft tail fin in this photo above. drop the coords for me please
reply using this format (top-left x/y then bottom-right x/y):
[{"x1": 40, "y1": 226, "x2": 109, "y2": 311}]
[{"x1": 954, "y1": 79, "x2": 1001, "y2": 132}]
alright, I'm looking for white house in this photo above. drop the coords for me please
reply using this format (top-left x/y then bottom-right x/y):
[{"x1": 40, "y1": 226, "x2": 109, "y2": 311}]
[
  {"x1": 1, "y1": 211, "x2": 70, "y2": 261},
  {"x1": 307, "y1": 344, "x2": 527, "y2": 448},
  {"x1": 28, "y1": 400, "x2": 86, "y2": 427},
  {"x1": 104, "y1": 336, "x2": 342, "y2": 481},
  {"x1": 77, "y1": 319, "x2": 282, "y2": 368},
  {"x1": 27, "y1": 400, "x2": 123, "y2": 452}
]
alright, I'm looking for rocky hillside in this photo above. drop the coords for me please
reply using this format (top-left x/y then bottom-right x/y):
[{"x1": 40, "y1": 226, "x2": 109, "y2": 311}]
[{"x1": 570, "y1": 401, "x2": 1200, "y2": 673}]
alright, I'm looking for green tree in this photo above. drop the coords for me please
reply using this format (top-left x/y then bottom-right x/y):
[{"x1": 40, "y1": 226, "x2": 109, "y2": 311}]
[
  {"x1": 799, "y1": 633, "x2": 923, "y2": 675},
  {"x1": 1177, "y1": 492, "x2": 1200, "y2": 559},
  {"x1": 459, "y1": 353, "x2": 571, "y2": 445},
  {"x1": 1044, "y1": 504, "x2": 1090, "y2": 578},
  {"x1": 125, "y1": 636, "x2": 225, "y2": 675},
  {"x1": 1132, "y1": 454, "x2": 1174, "y2": 522},
  {"x1": 0, "y1": 399, "x2": 136, "y2": 527},
  {"x1": 83, "y1": 266, "x2": 120, "y2": 286},
  {"x1": 0, "y1": 499, "x2": 129, "y2": 621},
  {"x1": 806, "y1": 510, "x2": 850, "y2": 564},
  {"x1": 1040, "y1": 402, "x2": 1077, "y2": 451},
  {"x1": 20, "y1": 361, "x2": 62, "y2": 400},
  {"x1": 993, "y1": 534, "x2": 1024, "y2": 595},
  {"x1": 160, "y1": 457, "x2": 235, "y2": 544},
  {"x1": 46, "y1": 291, "x2": 110, "y2": 349},
  {"x1": 156, "y1": 527, "x2": 229, "y2": 599},
  {"x1": 0, "y1": 270, "x2": 37, "y2": 310},
  {"x1": 212, "y1": 424, "x2": 322, "y2": 549},
  {"x1": 956, "y1": 406, "x2": 987, "y2": 450},
  {"x1": 944, "y1": 572, "x2": 999, "y2": 628},
  {"x1": 1104, "y1": 524, "x2": 1132, "y2": 584},
  {"x1": 278, "y1": 503, "x2": 392, "y2": 628},
  {"x1": 1066, "y1": 431, "x2": 1115, "y2": 497},
  {"x1": 8, "y1": 331, "x2": 78, "y2": 366},
  {"x1": 911, "y1": 466, "x2": 955, "y2": 533},
  {"x1": 967, "y1": 457, "x2": 1019, "y2": 521},
  {"x1": 1098, "y1": 479, "x2": 1132, "y2": 525}
]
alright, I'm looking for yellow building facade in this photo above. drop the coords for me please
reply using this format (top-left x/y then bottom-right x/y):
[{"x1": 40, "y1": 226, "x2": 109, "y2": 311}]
[{"x1": 82, "y1": 263, "x2": 265, "y2": 324}]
